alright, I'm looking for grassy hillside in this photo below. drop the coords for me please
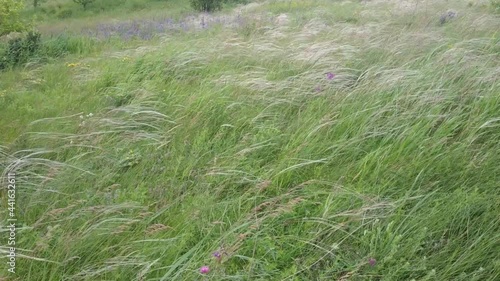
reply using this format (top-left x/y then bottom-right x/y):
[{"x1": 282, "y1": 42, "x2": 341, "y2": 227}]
[{"x1": 1, "y1": 0, "x2": 499, "y2": 280}]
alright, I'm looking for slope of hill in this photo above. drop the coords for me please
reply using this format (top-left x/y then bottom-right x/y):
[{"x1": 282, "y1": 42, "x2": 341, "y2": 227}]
[{"x1": 1, "y1": 0, "x2": 499, "y2": 280}]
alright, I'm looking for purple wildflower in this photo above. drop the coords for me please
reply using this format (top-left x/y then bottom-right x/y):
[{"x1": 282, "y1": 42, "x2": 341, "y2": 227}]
[
  {"x1": 368, "y1": 258, "x2": 376, "y2": 267},
  {"x1": 213, "y1": 251, "x2": 221, "y2": 259},
  {"x1": 200, "y1": 266, "x2": 210, "y2": 274},
  {"x1": 326, "y1": 72, "x2": 336, "y2": 80}
]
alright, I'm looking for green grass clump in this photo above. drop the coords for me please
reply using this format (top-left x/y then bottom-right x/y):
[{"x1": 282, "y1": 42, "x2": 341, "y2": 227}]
[{"x1": 1, "y1": 0, "x2": 499, "y2": 280}]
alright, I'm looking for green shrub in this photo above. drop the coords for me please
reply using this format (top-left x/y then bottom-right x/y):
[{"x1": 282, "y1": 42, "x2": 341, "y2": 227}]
[
  {"x1": 190, "y1": 0, "x2": 223, "y2": 12},
  {"x1": 0, "y1": 0, "x2": 28, "y2": 36},
  {"x1": 0, "y1": 31, "x2": 41, "y2": 70},
  {"x1": 224, "y1": 0, "x2": 249, "y2": 4},
  {"x1": 0, "y1": 31, "x2": 98, "y2": 70},
  {"x1": 73, "y1": 0, "x2": 95, "y2": 10},
  {"x1": 190, "y1": 0, "x2": 249, "y2": 12}
]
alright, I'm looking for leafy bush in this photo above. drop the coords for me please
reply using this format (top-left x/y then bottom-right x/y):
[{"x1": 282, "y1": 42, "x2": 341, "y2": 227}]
[
  {"x1": 0, "y1": 31, "x2": 41, "y2": 70},
  {"x1": 190, "y1": 0, "x2": 249, "y2": 12},
  {"x1": 190, "y1": 0, "x2": 223, "y2": 12},
  {"x1": 73, "y1": 0, "x2": 95, "y2": 10},
  {"x1": 0, "y1": 31, "x2": 97, "y2": 70},
  {"x1": 224, "y1": 0, "x2": 249, "y2": 4},
  {"x1": 0, "y1": 0, "x2": 28, "y2": 36}
]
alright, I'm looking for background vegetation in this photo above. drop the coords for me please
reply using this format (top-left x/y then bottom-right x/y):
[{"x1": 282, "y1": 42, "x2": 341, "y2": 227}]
[{"x1": 1, "y1": 0, "x2": 499, "y2": 280}]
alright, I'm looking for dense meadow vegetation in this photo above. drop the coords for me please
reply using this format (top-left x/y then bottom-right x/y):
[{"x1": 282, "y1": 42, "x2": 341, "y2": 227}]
[{"x1": 1, "y1": 0, "x2": 499, "y2": 280}]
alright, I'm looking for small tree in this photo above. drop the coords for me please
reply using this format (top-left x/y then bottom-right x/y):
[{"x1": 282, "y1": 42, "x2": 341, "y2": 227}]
[
  {"x1": 190, "y1": 0, "x2": 222, "y2": 12},
  {"x1": 73, "y1": 0, "x2": 94, "y2": 10},
  {"x1": 0, "y1": 0, "x2": 27, "y2": 36}
]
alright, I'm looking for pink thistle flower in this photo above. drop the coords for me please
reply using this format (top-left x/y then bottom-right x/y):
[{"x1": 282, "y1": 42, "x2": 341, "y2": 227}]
[
  {"x1": 200, "y1": 266, "x2": 210, "y2": 274},
  {"x1": 368, "y1": 258, "x2": 376, "y2": 267},
  {"x1": 326, "y1": 72, "x2": 335, "y2": 80}
]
